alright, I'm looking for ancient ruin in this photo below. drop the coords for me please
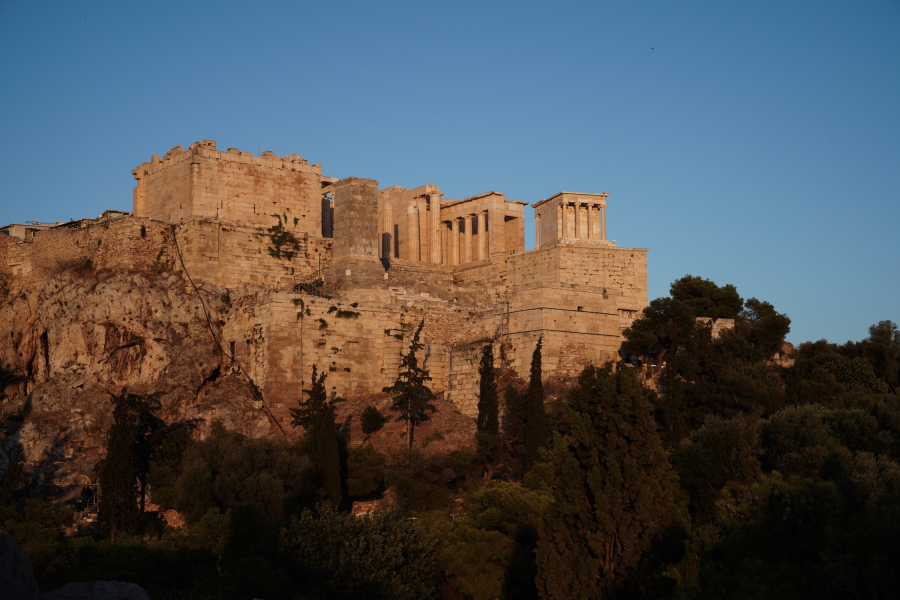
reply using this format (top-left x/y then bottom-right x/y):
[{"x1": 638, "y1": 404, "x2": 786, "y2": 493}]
[{"x1": 1, "y1": 140, "x2": 648, "y2": 428}]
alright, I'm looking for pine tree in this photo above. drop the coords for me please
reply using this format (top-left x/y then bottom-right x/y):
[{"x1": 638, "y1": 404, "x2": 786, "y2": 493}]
[
  {"x1": 476, "y1": 342, "x2": 499, "y2": 463},
  {"x1": 524, "y1": 337, "x2": 547, "y2": 472},
  {"x1": 291, "y1": 365, "x2": 342, "y2": 507},
  {"x1": 534, "y1": 364, "x2": 684, "y2": 599},
  {"x1": 98, "y1": 392, "x2": 140, "y2": 542},
  {"x1": 383, "y1": 320, "x2": 435, "y2": 449}
]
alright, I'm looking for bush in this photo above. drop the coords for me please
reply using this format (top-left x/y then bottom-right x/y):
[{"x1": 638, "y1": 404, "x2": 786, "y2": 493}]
[
  {"x1": 346, "y1": 445, "x2": 386, "y2": 498},
  {"x1": 0, "y1": 500, "x2": 73, "y2": 585},
  {"x1": 360, "y1": 405, "x2": 387, "y2": 435},
  {"x1": 386, "y1": 449, "x2": 455, "y2": 513},
  {"x1": 283, "y1": 507, "x2": 441, "y2": 600}
]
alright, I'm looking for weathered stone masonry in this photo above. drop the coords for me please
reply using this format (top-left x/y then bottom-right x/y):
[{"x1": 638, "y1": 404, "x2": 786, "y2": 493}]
[{"x1": 1, "y1": 140, "x2": 648, "y2": 422}]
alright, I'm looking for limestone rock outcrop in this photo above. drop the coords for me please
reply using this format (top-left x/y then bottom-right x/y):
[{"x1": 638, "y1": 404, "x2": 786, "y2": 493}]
[{"x1": 0, "y1": 268, "x2": 270, "y2": 499}]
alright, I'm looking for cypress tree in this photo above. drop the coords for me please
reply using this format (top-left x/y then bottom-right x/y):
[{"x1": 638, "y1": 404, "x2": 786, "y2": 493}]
[
  {"x1": 383, "y1": 321, "x2": 435, "y2": 449},
  {"x1": 98, "y1": 392, "x2": 140, "y2": 542},
  {"x1": 291, "y1": 364, "x2": 342, "y2": 507},
  {"x1": 476, "y1": 342, "x2": 499, "y2": 462},
  {"x1": 132, "y1": 393, "x2": 163, "y2": 514},
  {"x1": 524, "y1": 337, "x2": 547, "y2": 472},
  {"x1": 534, "y1": 364, "x2": 684, "y2": 599}
]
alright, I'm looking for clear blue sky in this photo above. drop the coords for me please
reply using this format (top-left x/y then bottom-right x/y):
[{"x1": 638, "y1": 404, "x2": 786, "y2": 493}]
[{"x1": 1, "y1": 1, "x2": 897, "y2": 345}]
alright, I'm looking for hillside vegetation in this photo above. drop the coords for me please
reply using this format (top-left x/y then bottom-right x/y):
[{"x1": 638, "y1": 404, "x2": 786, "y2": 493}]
[{"x1": 1, "y1": 275, "x2": 898, "y2": 599}]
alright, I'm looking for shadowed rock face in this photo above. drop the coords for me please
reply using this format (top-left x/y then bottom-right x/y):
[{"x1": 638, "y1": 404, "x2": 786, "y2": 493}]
[{"x1": 0, "y1": 269, "x2": 271, "y2": 501}]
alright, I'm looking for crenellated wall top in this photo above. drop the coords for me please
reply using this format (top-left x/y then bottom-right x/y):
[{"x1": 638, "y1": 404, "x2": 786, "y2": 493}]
[{"x1": 131, "y1": 140, "x2": 322, "y2": 181}]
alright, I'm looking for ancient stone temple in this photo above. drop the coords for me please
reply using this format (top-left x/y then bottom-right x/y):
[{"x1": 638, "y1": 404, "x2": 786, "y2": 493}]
[{"x1": 1, "y1": 140, "x2": 648, "y2": 423}]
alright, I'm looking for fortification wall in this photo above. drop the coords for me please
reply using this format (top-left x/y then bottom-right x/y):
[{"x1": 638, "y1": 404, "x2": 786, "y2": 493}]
[
  {"x1": 505, "y1": 245, "x2": 648, "y2": 303},
  {"x1": 224, "y1": 286, "x2": 498, "y2": 424},
  {"x1": 133, "y1": 142, "x2": 327, "y2": 235},
  {"x1": 0, "y1": 218, "x2": 176, "y2": 295},
  {"x1": 174, "y1": 219, "x2": 332, "y2": 291}
]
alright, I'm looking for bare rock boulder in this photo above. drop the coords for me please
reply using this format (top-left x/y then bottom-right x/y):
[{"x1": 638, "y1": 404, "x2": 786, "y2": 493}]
[
  {"x1": 0, "y1": 531, "x2": 41, "y2": 600},
  {"x1": 43, "y1": 581, "x2": 150, "y2": 600}
]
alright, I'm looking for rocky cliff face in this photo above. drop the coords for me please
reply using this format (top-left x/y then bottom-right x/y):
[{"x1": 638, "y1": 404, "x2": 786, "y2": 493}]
[{"x1": 0, "y1": 267, "x2": 270, "y2": 500}]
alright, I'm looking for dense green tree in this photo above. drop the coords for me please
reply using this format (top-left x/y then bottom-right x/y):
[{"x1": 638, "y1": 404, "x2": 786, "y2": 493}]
[
  {"x1": 97, "y1": 392, "x2": 140, "y2": 542},
  {"x1": 153, "y1": 421, "x2": 314, "y2": 524},
  {"x1": 669, "y1": 414, "x2": 762, "y2": 523},
  {"x1": 476, "y1": 342, "x2": 500, "y2": 463},
  {"x1": 699, "y1": 475, "x2": 900, "y2": 598},
  {"x1": 670, "y1": 275, "x2": 744, "y2": 320},
  {"x1": 500, "y1": 383, "x2": 528, "y2": 472},
  {"x1": 621, "y1": 275, "x2": 743, "y2": 358},
  {"x1": 524, "y1": 338, "x2": 547, "y2": 472},
  {"x1": 733, "y1": 297, "x2": 793, "y2": 362},
  {"x1": 759, "y1": 403, "x2": 900, "y2": 511},
  {"x1": 622, "y1": 276, "x2": 791, "y2": 445},
  {"x1": 346, "y1": 444, "x2": 386, "y2": 498},
  {"x1": 787, "y1": 325, "x2": 896, "y2": 408},
  {"x1": 291, "y1": 364, "x2": 343, "y2": 507},
  {"x1": 534, "y1": 364, "x2": 686, "y2": 599},
  {"x1": 383, "y1": 320, "x2": 436, "y2": 449},
  {"x1": 860, "y1": 320, "x2": 900, "y2": 393},
  {"x1": 284, "y1": 506, "x2": 442, "y2": 600},
  {"x1": 421, "y1": 482, "x2": 551, "y2": 600},
  {"x1": 131, "y1": 393, "x2": 163, "y2": 514},
  {"x1": 0, "y1": 500, "x2": 73, "y2": 583},
  {"x1": 385, "y1": 448, "x2": 479, "y2": 513}
]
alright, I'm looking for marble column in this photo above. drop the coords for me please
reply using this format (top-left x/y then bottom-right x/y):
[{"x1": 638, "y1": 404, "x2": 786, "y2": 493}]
[
  {"x1": 601, "y1": 204, "x2": 607, "y2": 240},
  {"x1": 407, "y1": 204, "x2": 419, "y2": 261},
  {"x1": 451, "y1": 219, "x2": 459, "y2": 265},
  {"x1": 463, "y1": 216, "x2": 473, "y2": 263},
  {"x1": 586, "y1": 204, "x2": 594, "y2": 240},
  {"x1": 574, "y1": 201, "x2": 582, "y2": 239},
  {"x1": 382, "y1": 203, "x2": 393, "y2": 258},
  {"x1": 429, "y1": 194, "x2": 442, "y2": 264},
  {"x1": 481, "y1": 211, "x2": 489, "y2": 258},
  {"x1": 560, "y1": 203, "x2": 567, "y2": 240}
]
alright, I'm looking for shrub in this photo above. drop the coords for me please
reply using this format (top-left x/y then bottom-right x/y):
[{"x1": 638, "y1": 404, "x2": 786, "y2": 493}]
[
  {"x1": 283, "y1": 507, "x2": 441, "y2": 600},
  {"x1": 360, "y1": 405, "x2": 387, "y2": 435},
  {"x1": 347, "y1": 445, "x2": 386, "y2": 497}
]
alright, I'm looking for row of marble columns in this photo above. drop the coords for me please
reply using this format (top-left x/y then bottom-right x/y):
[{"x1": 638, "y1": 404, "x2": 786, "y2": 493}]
[
  {"x1": 556, "y1": 201, "x2": 606, "y2": 243},
  {"x1": 446, "y1": 211, "x2": 489, "y2": 265},
  {"x1": 380, "y1": 194, "x2": 447, "y2": 263}
]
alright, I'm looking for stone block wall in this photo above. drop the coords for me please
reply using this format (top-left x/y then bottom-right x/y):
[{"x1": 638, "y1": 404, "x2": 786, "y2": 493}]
[
  {"x1": 225, "y1": 286, "x2": 498, "y2": 424},
  {"x1": 132, "y1": 141, "x2": 327, "y2": 235},
  {"x1": 174, "y1": 218, "x2": 332, "y2": 291},
  {"x1": 0, "y1": 218, "x2": 175, "y2": 295},
  {"x1": 505, "y1": 245, "x2": 648, "y2": 305},
  {"x1": 332, "y1": 178, "x2": 381, "y2": 262}
]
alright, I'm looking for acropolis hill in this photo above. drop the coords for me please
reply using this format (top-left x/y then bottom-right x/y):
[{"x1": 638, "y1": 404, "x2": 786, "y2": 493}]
[{"x1": 0, "y1": 140, "x2": 647, "y2": 459}]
